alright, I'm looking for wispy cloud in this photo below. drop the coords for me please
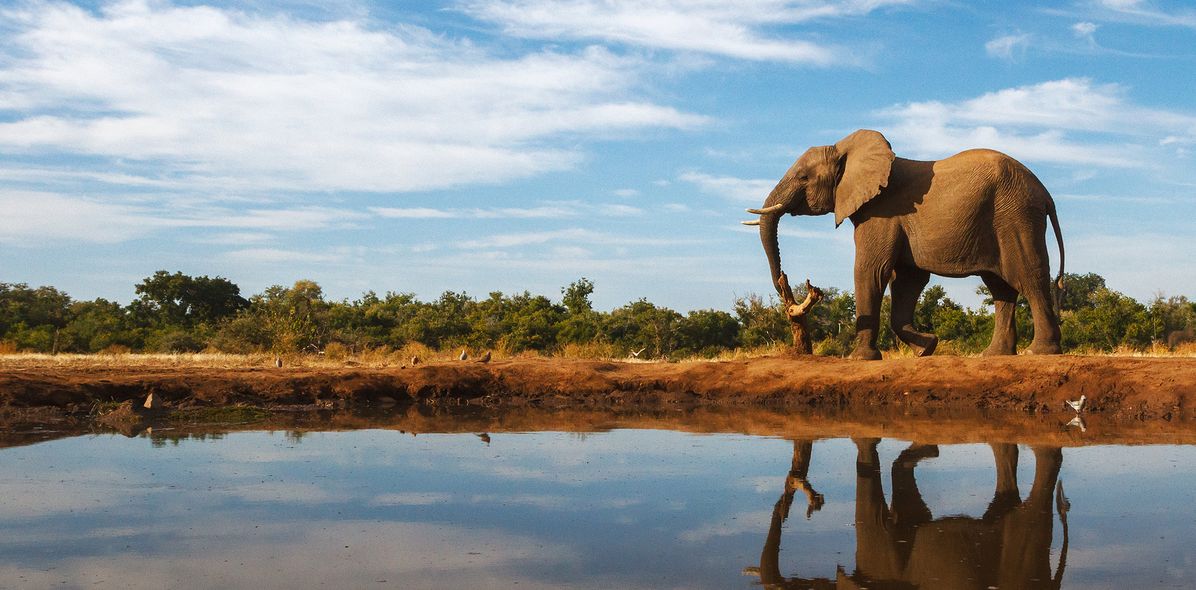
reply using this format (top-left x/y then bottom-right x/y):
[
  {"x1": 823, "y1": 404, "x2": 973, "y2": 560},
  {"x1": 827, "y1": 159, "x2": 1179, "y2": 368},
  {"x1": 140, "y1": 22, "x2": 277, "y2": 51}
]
[
  {"x1": 985, "y1": 33, "x2": 1031, "y2": 60},
  {"x1": 877, "y1": 77, "x2": 1196, "y2": 166},
  {"x1": 459, "y1": 0, "x2": 915, "y2": 64},
  {"x1": 680, "y1": 172, "x2": 775, "y2": 203},
  {"x1": 0, "y1": 1, "x2": 705, "y2": 194},
  {"x1": 371, "y1": 201, "x2": 643, "y2": 220},
  {"x1": 1072, "y1": 21, "x2": 1100, "y2": 45},
  {"x1": 1088, "y1": 0, "x2": 1196, "y2": 28},
  {"x1": 458, "y1": 228, "x2": 698, "y2": 250},
  {"x1": 0, "y1": 190, "x2": 364, "y2": 246},
  {"x1": 221, "y1": 248, "x2": 348, "y2": 265}
]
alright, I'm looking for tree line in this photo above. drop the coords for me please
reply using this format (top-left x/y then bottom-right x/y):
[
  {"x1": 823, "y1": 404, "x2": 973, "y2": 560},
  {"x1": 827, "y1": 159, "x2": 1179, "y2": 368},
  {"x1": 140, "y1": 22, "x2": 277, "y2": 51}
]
[{"x1": 1, "y1": 270, "x2": 1193, "y2": 358}]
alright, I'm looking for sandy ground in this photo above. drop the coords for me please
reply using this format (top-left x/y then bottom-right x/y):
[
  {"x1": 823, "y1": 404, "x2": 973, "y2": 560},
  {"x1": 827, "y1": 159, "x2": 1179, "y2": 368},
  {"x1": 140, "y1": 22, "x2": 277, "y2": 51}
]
[{"x1": 1, "y1": 354, "x2": 1194, "y2": 442}]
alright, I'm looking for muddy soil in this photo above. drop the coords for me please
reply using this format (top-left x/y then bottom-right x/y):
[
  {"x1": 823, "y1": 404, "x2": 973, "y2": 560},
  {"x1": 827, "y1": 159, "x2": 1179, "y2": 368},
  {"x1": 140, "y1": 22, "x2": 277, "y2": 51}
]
[{"x1": 1, "y1": 354, "x2": 1193, "y2": 437}]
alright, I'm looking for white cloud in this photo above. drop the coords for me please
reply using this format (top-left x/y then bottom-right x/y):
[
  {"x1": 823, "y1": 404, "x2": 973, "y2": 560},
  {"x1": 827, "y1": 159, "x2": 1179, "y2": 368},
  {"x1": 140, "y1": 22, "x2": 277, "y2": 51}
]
[
  {"x1": 369, "y1": 207, "x2": 458, "y2": 219},
  {"x1": 878, "y1": 78, "x2": 1196, "y2": 166},
  {"x1": 1072, "y1": 20, "x2": 1100, "y2": 44},
  {"x1": 0, "y1": 1, "x2": 706, "y2": 194},
  {"x1": 985, "y1": 33, "x2": 1031, "y2": 60},
  {"x1": 1091, "y1": 0, "x2": 1196, "y2": 28},
  {"x1": 680, "y1": 171, "x2": 776, "y2": 203},
  {"x1": 0, "y1": 190, "x2": 366, "y2": 245},
  {"x1": 459, "y1": 0, "x2": 915, "y2": 64},
  {"x1": 457, "y1": 228, "x2": 697, "y2": 250},
  {"x1": 371, "y1": 201, "x2": 643, "y2": 220},
  {"x1": 221, "y1": 248, "x2": 347, "y2": 264},
  {"x1": 371, "y1": 492, "x2": 453, "y2": 506},
  {"x1": 0, "y1": 191, "x2": 161, "y2": 244}
]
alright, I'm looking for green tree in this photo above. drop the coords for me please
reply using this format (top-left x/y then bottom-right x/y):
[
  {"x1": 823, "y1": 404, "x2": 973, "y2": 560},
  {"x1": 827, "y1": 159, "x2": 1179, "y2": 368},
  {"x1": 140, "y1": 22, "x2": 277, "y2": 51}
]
[
  {"x1": 133, "y1": 271, "x2": 247, "y2": 328},
  {"x1": 674, "y1": 309, "x2": 740, "y2": 357},
  {"x1": 559, "y1": 279, "x2": 603, "y2": 346},
  {"x1": 59, "y1": 299, "x2": 132, "y2": 352},
  {"x1": 733, "y1": 293, "x2": 789, "y2": 349},
  {"x1": 604, "y1": 299, "x2": 682, "y2": 358},
  {"x1": 253, "y1": 280, "x2": 330, "y2": 353},
  {"x1": 397, "y1": 291, "x2": 475, "y2": 350},
  {"x1": 1056, "y1": 272, "x2": 1107, "y2": 312},
  {"x1": 1062, "y1": 287, "x2": 1150, "y2": 351},
  {"x1": 0, "y1": 283, "x2": 73, "y2": 352}
]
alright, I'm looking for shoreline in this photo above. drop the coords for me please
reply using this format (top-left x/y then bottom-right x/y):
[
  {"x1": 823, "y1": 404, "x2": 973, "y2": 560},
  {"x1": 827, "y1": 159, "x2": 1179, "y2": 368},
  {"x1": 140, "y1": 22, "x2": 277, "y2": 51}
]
[{"x1": 1, "y1": 355, "x2": 1193, "y2": 432}]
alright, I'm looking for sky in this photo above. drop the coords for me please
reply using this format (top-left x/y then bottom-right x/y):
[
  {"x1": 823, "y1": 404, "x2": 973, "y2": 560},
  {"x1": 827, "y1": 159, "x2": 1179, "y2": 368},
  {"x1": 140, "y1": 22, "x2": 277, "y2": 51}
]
[{"x1": 1, "y1": 0, "x2": 1195, "y2": 311}]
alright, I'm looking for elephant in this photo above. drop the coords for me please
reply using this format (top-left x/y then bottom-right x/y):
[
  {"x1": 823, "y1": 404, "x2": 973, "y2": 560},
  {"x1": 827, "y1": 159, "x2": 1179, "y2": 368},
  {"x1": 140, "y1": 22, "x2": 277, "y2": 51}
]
[
  {"x1": 746, "y1": 438, "x2": 1069, "y2": 590},
  {"x1": 743, "y1": 130, "x2": 1066, "y2": 359},
  {"x1": 1168, "y1": 327, "x2": 1195, "y2": 349}
]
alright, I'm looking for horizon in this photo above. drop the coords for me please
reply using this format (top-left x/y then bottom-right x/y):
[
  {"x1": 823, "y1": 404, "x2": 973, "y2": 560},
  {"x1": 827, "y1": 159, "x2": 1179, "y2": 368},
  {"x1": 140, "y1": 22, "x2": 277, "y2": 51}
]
[{"x1": 3, "y1": 1, "x2": 1195, "y2": 312}]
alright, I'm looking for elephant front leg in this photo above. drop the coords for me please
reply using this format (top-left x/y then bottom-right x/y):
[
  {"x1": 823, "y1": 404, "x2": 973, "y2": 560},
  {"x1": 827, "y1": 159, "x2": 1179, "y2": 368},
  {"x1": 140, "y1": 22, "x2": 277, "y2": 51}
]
[{"x1": 850, "y1": 262, "x2": 888, "y2": 360}]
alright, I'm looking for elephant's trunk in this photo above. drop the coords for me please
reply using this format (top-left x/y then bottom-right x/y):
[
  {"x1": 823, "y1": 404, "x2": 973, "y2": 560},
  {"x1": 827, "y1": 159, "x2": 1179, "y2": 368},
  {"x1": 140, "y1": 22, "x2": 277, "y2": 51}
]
[
  {"x1": 753, "y1": 182, "x2": 792, "y2": 295},
  {"x1": 759, "y1": 212, "x2": 783, "y2": 295}
]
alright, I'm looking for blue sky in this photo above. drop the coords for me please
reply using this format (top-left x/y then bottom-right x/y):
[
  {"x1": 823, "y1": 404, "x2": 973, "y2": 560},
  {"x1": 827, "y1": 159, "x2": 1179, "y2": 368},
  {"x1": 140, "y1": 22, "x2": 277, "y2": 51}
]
[{"x1": 2, "y1": 0, "x2": 1194, "y2": 311}]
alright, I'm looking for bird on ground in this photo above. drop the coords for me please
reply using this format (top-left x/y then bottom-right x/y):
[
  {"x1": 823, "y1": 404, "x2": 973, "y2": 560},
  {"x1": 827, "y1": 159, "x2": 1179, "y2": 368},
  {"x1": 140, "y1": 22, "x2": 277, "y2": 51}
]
[
  {"x1": 477, "y1": 351, "x2": 491, "y2": 363},
  {"x1": 274, "y1": 356, "x2": 283, "y2": 368},
  {"x1": 411, "y1": 355, "x2": 421, "y2": 365},
  {"x1": 629, "y1": 347, "x2": 647, "y2": 359},
  {"x1": 1064, "y1": 395, "x2": 1086, "y2": 413},
  {"x1": 476, "y1": 433, "x2": 491, "y2": 445},
  {"x1": 458, "y1": 349, "x2": 468, "y2": 361}
]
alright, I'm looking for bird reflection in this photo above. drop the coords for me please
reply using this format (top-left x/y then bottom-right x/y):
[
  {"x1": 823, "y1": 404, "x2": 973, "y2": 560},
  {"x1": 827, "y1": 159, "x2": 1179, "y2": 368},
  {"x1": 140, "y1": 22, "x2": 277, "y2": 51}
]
[{"x1": 749, "y1": 439, "x2": 1068, "y2": 590}]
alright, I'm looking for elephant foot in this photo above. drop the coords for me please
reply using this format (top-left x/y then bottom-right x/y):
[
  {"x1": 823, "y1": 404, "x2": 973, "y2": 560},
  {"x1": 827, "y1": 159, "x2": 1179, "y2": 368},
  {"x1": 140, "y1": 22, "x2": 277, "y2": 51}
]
[
  {"x1": 1026, "y1": 340, "x2": 1063, "y2": 355},
  {"x1": 849, "y1": 346, "x2": 882, "y2": 361},
  {"x1": 909, "y1": 333, "x2": 938, "y2": 357},
  {"x1": 982, "y1": 342, "x2": 1017, "y2": 356}
]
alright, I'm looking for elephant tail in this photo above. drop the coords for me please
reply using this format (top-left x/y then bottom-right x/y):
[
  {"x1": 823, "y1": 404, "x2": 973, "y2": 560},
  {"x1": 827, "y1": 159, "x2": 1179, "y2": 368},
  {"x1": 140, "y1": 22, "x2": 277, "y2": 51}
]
[{"x1": 1049, "y1": 203, "x2": 1065, "y2": 312}]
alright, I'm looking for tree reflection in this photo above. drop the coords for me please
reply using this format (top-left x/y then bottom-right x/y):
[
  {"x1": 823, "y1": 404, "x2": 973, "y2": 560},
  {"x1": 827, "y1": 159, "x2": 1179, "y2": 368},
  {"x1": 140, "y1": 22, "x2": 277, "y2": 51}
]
[{"x1": 749, "y1": 439, "x2": 1069, "y2": 590}]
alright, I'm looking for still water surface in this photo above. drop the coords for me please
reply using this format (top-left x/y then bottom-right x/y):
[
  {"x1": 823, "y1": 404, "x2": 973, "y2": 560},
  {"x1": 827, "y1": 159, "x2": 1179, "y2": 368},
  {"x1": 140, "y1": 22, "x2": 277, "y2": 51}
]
[{"x1": 1, "y1": 429, "x2": 1193, "y2": 589}]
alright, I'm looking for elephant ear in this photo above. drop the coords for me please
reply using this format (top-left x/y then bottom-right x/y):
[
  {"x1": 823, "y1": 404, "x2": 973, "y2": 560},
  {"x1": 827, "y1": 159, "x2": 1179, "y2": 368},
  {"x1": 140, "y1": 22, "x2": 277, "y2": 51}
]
[{"x1": 833, "y1": 129, "x2": 895, "y2": 227}]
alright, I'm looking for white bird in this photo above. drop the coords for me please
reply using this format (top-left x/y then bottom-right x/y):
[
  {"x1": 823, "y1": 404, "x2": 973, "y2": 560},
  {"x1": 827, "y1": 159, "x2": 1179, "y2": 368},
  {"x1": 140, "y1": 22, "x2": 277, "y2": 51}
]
[
  {"x1": 1064, "y1": 395, "x2": 1086, "y2": 413},
  {"x1": 458, "y1": 349, "x2": 468, "y2": 361},
  {"x1": 1066, "y1": 415, "x2": 1087, "y2": 432},
  {"x1": 629, "y1": 347, "x2": 647, "y2": 358},
  {"x1": 411, "y1": 355, "x2": 421, "y2": 365}
]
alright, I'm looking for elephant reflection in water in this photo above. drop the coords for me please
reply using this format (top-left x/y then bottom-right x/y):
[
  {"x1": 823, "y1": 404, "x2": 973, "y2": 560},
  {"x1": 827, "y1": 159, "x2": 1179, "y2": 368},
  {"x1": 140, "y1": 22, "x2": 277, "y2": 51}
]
[{"x1": 749, "y1": 439, "x2": 1068, "y2": 590}]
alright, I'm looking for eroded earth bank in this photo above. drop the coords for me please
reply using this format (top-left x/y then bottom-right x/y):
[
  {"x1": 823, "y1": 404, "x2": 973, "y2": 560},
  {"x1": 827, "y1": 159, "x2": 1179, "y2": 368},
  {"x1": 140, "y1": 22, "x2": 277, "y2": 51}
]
[{"x1": 2, "y1": 355, "x2": 1194, "y2": 447}]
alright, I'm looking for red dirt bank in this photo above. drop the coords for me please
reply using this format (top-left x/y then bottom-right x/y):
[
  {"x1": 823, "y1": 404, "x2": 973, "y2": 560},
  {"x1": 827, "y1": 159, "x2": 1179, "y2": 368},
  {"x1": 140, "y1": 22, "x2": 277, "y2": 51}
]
[{"x1": 1, "y1": 355, "x2": 1193, "y2": 421}]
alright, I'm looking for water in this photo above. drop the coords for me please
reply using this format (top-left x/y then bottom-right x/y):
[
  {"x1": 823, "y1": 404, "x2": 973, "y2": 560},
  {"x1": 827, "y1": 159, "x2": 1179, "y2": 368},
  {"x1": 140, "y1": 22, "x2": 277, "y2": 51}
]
[{"x1": 1, "y1": 429, "x2": 1194, "y2": 588}]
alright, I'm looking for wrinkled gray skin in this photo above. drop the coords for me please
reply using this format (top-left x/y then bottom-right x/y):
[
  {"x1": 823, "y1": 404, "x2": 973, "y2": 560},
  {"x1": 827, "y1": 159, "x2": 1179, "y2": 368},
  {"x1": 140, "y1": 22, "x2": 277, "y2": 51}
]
[{"x1": 747, "y1": 129, "x2": 1064, "y2": 360}]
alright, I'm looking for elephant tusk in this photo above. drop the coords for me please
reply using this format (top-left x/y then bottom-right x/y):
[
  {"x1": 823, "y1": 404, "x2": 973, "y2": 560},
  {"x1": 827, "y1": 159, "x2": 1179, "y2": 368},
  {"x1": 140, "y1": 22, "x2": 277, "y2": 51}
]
[
  {"x1": 741, "y1": 219, "x2": 761, "y2": 226},
  {"x1": 746, "y1": 203, "x2": 785, "y2": 215}
]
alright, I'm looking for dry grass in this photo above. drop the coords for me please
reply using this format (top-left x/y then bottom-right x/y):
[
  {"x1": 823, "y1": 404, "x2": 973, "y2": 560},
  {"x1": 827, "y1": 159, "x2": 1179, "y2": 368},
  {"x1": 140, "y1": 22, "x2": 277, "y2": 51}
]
[{"x1": 2, "y1": 340, "x2": 1195, "y2": 370}]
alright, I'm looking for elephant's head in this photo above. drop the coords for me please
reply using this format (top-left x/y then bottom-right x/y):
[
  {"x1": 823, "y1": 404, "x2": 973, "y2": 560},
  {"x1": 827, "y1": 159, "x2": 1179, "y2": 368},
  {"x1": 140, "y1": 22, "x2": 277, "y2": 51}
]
[{"x1": 744, "y1": 129, "x2": 895, "y2": 292}]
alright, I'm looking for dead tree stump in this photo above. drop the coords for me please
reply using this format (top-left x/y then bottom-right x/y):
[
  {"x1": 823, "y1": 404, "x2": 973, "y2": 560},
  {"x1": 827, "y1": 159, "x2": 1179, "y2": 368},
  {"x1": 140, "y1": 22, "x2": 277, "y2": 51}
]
[{"x1": 776, "y1": 272, "x2": 824, "y2": 354}]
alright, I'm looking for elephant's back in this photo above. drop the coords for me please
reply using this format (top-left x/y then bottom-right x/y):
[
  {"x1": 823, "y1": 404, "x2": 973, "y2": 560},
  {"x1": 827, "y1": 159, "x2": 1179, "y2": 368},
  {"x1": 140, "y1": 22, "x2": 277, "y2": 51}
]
[{"x1": 905, "y1": 518, "x2": 999, "y2": 590}]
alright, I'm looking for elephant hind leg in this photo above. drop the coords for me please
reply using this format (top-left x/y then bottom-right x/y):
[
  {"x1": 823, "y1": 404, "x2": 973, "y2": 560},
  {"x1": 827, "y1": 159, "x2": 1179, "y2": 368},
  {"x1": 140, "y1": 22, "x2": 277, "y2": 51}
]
[
  {"x1": 1023, "y1": 275, "x2": 1063, "y2": 355},
  {"x1": 981, "y1": 273, "x2": 1018, "y2": 356},
  {"x1": 890, "y1": 268, "x2": 937, "y2": 356}
]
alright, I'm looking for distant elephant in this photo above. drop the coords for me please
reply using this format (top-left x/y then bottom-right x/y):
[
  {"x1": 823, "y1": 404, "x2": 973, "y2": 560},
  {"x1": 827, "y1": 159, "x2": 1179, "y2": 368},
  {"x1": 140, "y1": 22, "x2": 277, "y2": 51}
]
[
  {"x1": 1168, "y1": 327, "x2": 1195, "y2": 349},
  {"x1": 748, "y1": 438, "x2": 1068, "y2": 590},
  {"x1": 743, "y1": 130, "x2": 1065, "y2": 359}
]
